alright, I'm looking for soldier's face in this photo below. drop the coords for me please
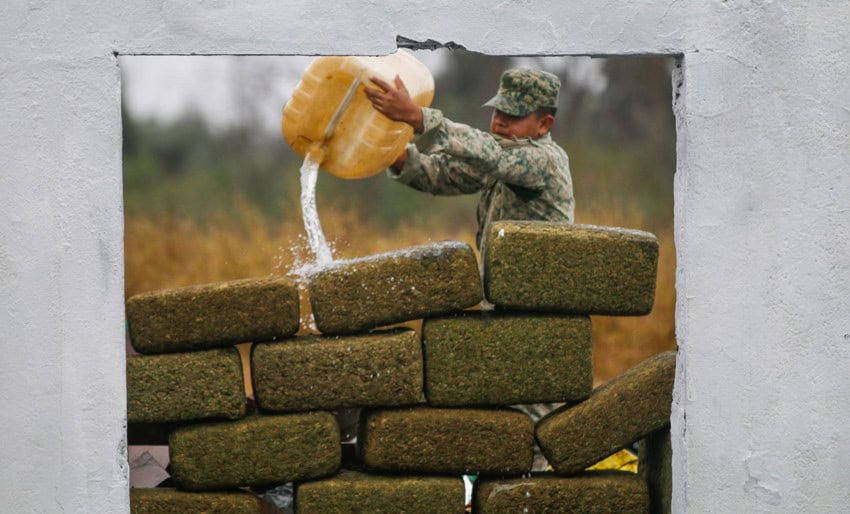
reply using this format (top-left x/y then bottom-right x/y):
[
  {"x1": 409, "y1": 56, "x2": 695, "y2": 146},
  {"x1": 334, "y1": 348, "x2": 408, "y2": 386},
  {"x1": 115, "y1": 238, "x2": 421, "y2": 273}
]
[{"x1": 490, "y1": 110, "x2": 552, "y2": 140}]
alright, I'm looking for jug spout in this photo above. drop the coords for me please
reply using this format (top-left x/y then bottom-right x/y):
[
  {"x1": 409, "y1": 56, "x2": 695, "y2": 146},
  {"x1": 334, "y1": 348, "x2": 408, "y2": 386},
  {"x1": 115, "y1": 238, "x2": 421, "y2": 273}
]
[{"x1": 307, "y1": 142, "x2": 325, "y2": 165}]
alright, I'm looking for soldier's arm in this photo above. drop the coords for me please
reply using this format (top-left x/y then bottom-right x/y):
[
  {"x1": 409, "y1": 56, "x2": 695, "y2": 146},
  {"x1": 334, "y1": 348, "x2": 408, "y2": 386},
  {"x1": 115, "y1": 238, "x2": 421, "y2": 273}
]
[
  {"x1": 484, "y1": 143, "x2": 551, "y2": 191},
  {"x1": 387, "y1": 107, "x2": 509, "y2": 194},
  {"x1": 405, "y1": 111, "x2": 554, "y2": 194},
  {"x1": 387, "y1": 142, "x2": 486, "y2": 195},
  {"x1": 414, "y1": 108, "x2": 500, "y2": 165}
]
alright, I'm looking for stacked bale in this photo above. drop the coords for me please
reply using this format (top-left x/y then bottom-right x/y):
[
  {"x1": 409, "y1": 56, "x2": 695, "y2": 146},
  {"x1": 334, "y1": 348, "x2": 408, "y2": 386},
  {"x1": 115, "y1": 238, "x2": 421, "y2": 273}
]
[
  {"x1": 126, "y1": 224, "x2": 675, "y2": 513},
  {"x1": 639, "y1": 428, "x2": 674, "y2": 514},
  {"x1": 126, "y1": 277, "x2": 300, "y2": 354},
  {"x1": 474, "y1": 472, "x2": 650, "y2": 513},
  {"x1": 307, "y1": 241, "x2": 482, "y2": 334},
  {"x1": 357, "y1": 407, "x2": 534, "y2": 476},
  {"x1": 125, "y1": 242, "x2": 483, "y2": 512},
  {"x1": 535, "y1": 352, "x2": 677, "y2": 474},
  {"x1": 252, "y1": 330, "x2": 424, "y2": 412},
  {"x1": 461, "y1": 221, "x2": 667, "y2": 511},
  {"x1": 130, "y1": 488, "x2": 268, "y2": 513},
  {"x1": 294, "y1": 241, "x2": 484, "y2": 511},
  {"x1": 482, "y1": 221, "x2": 658, "y2": 315},
  {"x1": 126, "y1": 277, "x2": 341, "y2": 511},
  {"x1": 296, "y1": 471, "x2": 464, "y2": 514}
]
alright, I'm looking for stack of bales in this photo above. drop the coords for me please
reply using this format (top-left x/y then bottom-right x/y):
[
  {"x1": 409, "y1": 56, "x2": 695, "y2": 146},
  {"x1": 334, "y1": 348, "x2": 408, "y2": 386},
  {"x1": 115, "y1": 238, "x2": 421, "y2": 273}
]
[{"x1": 126, "y1": 220, "x2": 675, "y2": 513}]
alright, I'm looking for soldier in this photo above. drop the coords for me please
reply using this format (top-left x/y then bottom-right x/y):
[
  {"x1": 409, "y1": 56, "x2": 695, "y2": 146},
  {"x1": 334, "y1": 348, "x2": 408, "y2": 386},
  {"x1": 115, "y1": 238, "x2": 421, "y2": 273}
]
[{"x1": 366, "y1": 67, "x2": 575, "y2": 248}]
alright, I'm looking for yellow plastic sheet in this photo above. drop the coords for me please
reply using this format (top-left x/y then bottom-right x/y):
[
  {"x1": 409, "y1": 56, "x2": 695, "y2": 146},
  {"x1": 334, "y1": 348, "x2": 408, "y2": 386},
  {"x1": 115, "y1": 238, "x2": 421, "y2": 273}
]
[{"x1": 586, "y1": 449, "x2": 639, "y2": 473}]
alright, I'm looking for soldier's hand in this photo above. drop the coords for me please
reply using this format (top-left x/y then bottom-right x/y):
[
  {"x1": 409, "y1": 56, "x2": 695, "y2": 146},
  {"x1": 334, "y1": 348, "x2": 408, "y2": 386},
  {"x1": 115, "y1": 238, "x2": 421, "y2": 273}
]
[{"x1": 365, "y1": 75, "x2": 425, "y2": 133}]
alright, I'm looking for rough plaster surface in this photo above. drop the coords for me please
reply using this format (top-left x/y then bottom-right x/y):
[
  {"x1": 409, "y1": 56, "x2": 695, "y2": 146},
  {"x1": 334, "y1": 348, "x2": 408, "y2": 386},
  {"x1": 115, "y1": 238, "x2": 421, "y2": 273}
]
[{"x1": 1, "y1": 1, "x2": 848, "y2": 512}]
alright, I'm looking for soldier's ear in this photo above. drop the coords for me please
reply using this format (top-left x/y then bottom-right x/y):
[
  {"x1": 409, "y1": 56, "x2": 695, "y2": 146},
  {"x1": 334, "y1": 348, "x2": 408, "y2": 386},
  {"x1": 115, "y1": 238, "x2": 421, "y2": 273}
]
[{"x1": 536, "y1": 114, "x2": 554, "y2": 137}]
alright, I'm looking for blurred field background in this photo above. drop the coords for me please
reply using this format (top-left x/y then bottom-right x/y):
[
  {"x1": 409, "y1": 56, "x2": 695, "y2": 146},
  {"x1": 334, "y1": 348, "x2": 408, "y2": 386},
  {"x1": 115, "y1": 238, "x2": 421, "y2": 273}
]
[{"x1": 122, "y1": 51, "x2": 676, "y2": 385}]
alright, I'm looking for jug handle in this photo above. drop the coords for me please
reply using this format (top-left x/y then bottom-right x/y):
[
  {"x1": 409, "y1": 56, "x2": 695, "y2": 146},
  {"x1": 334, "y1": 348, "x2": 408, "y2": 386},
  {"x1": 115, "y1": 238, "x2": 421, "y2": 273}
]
[
  {"x1": 323, "y1": 77, "x2": 361, "y2": 141},
  {"x1": 308, "y1": 77, "x2": 360, "y2": 165}
]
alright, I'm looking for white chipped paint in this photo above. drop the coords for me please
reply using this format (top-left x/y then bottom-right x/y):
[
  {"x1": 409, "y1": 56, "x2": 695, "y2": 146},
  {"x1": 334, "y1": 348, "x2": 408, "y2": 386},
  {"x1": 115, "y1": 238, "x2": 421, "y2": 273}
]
[{"x1": 1, "y1": 2, "x2": 849, "y2": 513}]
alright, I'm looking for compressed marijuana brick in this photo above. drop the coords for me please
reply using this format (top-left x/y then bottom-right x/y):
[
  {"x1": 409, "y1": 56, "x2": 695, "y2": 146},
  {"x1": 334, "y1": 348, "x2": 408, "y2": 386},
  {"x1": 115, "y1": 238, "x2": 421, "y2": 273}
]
[
  {"x1": 308, "y1": 241, "x2": 482, "y2": 334},
  {"x1": 640, "y1": 428, "x2": 673, "y2": 514},
  {"x1": 358, "y1": 406, "x2": 533, "y2": 475},
  {"x1": 536, "y1": 351, "x2": 676, "y2": 474},
  {"x1": 483, "y1": 221, "x2": 658, "y2": 315},
  {"x1": 129, "y1": 488, "x2": 264, "y2": 513},
  {"x1": 423, "y1": 312, "x2": 591, "y2": 406},
  {"x1": 252, "y1": 329, "x2": 423, "y2": 412},
  {"x1": 127, "y1": 347, "x2": 246, "y2": 423},
  {"x1": 474, "y1": 471, "x2": 649, "y2": 513},
  {"x1": 296, "y1": 470, "x2": 465, "y2": 514},
  {"x1": 169, "y1": 413, "x2": 340, "y2": 490},
  {"x1": 127, "y1": 277, "x2": 299, "y2": 354}
]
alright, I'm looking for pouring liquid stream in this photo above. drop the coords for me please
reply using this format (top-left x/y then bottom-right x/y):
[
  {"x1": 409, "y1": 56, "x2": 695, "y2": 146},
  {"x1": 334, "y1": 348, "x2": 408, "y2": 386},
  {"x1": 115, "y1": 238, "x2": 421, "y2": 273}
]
[
  {"x1": 296, "y1": 78, "x2": 362, "y2": 269},
  {"x1": 299, "y1": 152, "x2": 334, "y2": 266}
]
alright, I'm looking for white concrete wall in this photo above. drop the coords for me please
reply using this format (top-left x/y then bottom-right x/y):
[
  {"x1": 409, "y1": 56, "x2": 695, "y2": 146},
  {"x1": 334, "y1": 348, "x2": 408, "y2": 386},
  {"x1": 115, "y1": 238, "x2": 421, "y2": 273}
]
[{"x1": 1, "y1": 1, "x2": 847, "y2": 512}]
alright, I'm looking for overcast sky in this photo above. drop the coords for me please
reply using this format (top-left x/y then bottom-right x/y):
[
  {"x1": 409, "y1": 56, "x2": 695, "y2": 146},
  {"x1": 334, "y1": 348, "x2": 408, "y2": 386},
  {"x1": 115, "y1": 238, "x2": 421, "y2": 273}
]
[{"x1": 119, "y1": 52, "x2": 605, "y2": 134}]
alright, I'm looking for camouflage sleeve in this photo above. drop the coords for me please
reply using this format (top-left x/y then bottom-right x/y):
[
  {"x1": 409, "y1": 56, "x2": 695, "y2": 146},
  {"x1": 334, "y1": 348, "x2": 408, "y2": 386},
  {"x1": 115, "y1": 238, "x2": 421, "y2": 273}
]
[
  {"x1": 387, "y1": 142, "x2": 486, "y2": 195},
  {"x1": 386, "y1": 107, "x2": 497, "y2": 195},
  {"x1": 417, "y1": 108, "x2": 551, "y2": 192},
  {"x1": 487, "y1": 141, "x2": 551, "y2": 191},
  {"x1": 414, "y1": 108, "x2": 501, "y2": 168},
  {"x1": 386, "y1": 108, "x2": 550, "y2": 194}
]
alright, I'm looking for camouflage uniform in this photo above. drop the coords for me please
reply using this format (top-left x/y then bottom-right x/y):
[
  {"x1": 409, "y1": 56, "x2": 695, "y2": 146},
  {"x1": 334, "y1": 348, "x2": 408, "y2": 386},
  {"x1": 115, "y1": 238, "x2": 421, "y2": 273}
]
[{"x1": 387, "y1": 69, "x2": 574, "y2": 248}]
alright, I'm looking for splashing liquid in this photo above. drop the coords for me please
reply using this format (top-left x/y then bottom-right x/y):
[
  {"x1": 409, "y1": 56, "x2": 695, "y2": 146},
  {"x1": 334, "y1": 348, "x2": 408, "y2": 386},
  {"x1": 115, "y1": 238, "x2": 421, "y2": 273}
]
[{"x1": 299, "y1": 155, "x2": 333, "y2": 265}]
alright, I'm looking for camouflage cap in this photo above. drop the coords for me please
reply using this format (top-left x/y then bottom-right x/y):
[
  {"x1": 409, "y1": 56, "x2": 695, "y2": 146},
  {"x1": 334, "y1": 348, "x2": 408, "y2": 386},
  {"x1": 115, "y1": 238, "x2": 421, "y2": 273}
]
[{"x1": 482, "y1": 68, "x2": 560, "y2": 117}]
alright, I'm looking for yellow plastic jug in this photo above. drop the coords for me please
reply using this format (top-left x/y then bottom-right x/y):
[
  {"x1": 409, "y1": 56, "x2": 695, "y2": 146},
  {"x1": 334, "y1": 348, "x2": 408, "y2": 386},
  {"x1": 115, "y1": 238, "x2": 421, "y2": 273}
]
[{"x1": 282, "y1": 50, "x2": 434, "y2": 179}]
